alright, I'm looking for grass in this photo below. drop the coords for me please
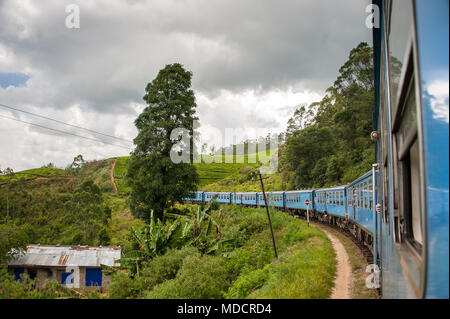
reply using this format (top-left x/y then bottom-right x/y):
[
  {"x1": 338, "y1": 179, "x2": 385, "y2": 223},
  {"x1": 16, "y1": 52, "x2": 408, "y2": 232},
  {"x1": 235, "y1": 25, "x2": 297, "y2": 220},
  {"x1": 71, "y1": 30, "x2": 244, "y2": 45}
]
[
  {"x1": 112, "y1": 149, "x2": 278, "y2": 193},
  {"x1": 113, "y1": 157, "x2": 132, "y2": 196},
  {"x1": 0, "y1": 167, "x2": 70, "y2": 185},
  {"x1": 221, "y1": 206, "x2": 336, "y2": 299},
  {"x1": 246, "y1": 238, "x2": 335, "y2": 298},
  {"x1": 104, "y1": 194, "x2": 146, "y2": 249}
]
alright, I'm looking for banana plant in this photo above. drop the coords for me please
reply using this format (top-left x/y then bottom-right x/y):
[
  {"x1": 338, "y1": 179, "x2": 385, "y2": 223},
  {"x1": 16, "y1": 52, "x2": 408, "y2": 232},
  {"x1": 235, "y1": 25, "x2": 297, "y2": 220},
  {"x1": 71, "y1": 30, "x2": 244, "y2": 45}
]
[
  {"x1": 166, "y1": 198, "x2": 228, "y2": 254},
  {"x1": 118, "y1": 210, "x2": 180, "y2": 276}
]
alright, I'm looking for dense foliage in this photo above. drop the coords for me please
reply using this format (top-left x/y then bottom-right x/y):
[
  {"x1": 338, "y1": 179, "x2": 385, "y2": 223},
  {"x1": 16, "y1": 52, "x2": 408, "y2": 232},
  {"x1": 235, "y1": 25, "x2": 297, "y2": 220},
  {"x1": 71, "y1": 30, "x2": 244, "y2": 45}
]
[
  {"x1": 107, "y1": 204, "x2": 335, "y2": 299},
  {"x1": 0, "y1": 159, "x2": 125, "y2": 257},
  {"x1": 280, "y1": 42, "x2": 375, "y2": 188},
  {"x1": 126, "y1": 63, "x2": 199, "y2": 222}
]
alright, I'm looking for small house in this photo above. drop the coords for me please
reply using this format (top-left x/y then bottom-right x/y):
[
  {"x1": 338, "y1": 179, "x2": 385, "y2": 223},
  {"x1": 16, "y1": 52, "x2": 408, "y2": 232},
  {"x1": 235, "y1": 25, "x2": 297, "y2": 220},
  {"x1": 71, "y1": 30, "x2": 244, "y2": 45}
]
[{"x1": 5, "y1": 244, "x2": 121, "y2": 289}]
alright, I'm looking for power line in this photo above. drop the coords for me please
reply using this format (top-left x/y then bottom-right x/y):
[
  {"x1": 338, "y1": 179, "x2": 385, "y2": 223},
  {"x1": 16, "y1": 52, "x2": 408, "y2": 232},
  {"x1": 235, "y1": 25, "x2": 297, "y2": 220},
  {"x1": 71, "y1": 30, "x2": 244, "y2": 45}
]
[
  {"x1": 0, "y1": 103, "x2": 133, "y2": 143},
  {"x1": 0, "y1": 113, "x2": 133, "y2": 150}
]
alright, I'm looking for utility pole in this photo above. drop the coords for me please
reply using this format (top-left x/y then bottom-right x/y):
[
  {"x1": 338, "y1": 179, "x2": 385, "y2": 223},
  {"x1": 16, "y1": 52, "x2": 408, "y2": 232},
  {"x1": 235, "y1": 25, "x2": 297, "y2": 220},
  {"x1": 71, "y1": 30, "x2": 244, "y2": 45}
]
[{"x1": 258, "y1": 171, "x2": 278, "y2": 259}]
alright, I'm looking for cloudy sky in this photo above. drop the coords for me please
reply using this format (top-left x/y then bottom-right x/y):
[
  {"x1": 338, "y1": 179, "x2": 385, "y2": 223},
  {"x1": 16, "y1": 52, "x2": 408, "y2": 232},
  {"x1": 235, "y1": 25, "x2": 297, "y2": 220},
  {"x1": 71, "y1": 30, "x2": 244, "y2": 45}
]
[{"x1": 0, "y1": 0, "x2": 371, "y2": 171}]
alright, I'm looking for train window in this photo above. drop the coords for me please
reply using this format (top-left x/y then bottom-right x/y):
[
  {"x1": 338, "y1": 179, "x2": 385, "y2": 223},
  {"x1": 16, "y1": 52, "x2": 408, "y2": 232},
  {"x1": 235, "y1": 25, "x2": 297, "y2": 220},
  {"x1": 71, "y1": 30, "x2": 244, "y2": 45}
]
[
  {"x1": 388, "y1": 0, "x2": 413, "y2": 116},
  {"x1": 394, "y1": 74, "x2": 423, "y2": 249},
  {"x1": 369, "y1": 178, "x2": 373, "y2": 211},
  {"x1": 364, "y1": 182, "x2": 368, "y2": 209},
  {"x1": 359, "y1": 184, "x2": 363, "y2": 208},
  {"x1": 348, "y1": 188, "x2": 352, "y2": 207}
]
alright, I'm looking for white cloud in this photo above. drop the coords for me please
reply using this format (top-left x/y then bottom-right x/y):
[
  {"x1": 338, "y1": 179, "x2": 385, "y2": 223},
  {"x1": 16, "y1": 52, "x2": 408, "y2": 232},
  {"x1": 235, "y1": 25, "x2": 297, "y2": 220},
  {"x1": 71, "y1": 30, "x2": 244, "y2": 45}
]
[
  {"x1": 427, "y1": 79, "x2": 449, "y2": 123},
  {"x1": 0, "y1": 0, "x2": 371, "y2": 170}
]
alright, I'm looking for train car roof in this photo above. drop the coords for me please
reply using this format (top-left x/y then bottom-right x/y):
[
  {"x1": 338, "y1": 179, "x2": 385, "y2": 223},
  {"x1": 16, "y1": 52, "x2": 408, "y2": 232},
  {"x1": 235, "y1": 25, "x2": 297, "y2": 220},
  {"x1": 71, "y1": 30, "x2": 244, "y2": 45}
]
[
  {"x1": 285, "y1": 189, "x2": 314, "y2": 193},
  {"x1": 203, "y1": 191, "x2": 231, "y2": 194},
  {"x1": 257, "y1": 190, "x2": 285, "y2": 194},
  {"x1": 347, "y1": 170, "x2": 373, "y2": 186},
  {"x1": 234, "y1": 191, "x2": 258, "y2": 194},
  {"x1": 315, "y1": 185, "x2": 347, "y2": 192}
]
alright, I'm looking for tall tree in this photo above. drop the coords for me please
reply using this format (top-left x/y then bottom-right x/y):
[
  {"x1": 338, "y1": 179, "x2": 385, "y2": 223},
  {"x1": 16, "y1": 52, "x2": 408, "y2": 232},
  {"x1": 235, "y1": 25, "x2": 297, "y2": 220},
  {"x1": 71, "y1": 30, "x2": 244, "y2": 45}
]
[
  {"x1": 126, "y1": 63, "x2": 199, "y2": 222},
  {"x1": 281, "y1": 42, "x2": 375, "y2": 188}
]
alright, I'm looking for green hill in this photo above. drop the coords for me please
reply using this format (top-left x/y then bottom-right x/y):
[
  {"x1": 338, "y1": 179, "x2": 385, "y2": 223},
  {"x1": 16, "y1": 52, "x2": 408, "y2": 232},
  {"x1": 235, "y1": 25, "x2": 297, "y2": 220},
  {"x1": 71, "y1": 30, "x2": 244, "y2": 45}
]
[
  {"x1": 112, "y1": 149, "x2": 278, "y2": 196},
  {"x1": 0, "y1": 167, "x2": 70, "y2": 185}
]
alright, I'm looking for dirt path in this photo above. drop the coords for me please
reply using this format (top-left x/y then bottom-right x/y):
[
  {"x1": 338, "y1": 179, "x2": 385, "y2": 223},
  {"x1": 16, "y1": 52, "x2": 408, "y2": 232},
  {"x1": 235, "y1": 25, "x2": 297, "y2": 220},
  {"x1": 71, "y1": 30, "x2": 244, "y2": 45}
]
[
  {"x1": 314, "y1": 224, "x2": 353, "y2": 299},
  {"x1": 110, "y1": 158, "x2": 119, "y2": 196}
]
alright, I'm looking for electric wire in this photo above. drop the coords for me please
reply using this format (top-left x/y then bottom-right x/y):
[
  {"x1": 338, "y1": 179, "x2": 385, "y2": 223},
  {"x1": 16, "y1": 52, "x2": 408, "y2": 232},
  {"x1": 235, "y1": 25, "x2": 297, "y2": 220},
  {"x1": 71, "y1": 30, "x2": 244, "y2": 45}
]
[
  {"x1": 0, "y1": 103, "x2": 133, "y2": 143},
  {"x1": 0, "y1": 113, "x2": 132, "y2": 150}
]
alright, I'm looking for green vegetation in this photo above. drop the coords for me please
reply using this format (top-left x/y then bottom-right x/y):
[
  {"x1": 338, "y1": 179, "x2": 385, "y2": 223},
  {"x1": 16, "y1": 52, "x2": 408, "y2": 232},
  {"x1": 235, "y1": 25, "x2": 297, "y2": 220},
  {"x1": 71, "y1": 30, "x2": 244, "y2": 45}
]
[
  {"x1": 0, "y1": 167, "x2": 70, "y2": 185},
  {"x1": 114, "y1": 149, "x2": 278, "y2": 193},
  {"x1": 126, "y1": 63, "x2": 199, "y2": 222},
  {"x1": 0, "y1": 158, "x2": 141, "y2": 255},
  {"x1": 280, "y1": 42, "x2": 374, "y2": 189},
  {"x1": 0, "y1": 43, "x2": 375, "y2": 299},
  {"x1": 113, "y1": 157, "x2": 131, "y2": 196},
  {"x1": 107, "y1": 205, "x2": 335, "y2": 299}
]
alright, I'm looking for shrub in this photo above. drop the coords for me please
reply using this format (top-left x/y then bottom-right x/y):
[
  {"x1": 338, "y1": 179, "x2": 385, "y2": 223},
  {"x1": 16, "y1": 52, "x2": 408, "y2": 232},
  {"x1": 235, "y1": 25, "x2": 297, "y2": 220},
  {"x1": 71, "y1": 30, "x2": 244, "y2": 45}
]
[
  {"x1": 140, "y1": 246, "x2": 199, "y2": 290},
  {"x1": 224, "y1": 267, "x2": 270, "y2": 299},
  {"x1": 145, "y1": 254, "x2": 231, "y2": 299},
  {"x1": 225, "y1": 241, "x2": 274, "y2": 277},
  {"x1": 107, "y1": 272, "x2": 146, "y2": 299}
]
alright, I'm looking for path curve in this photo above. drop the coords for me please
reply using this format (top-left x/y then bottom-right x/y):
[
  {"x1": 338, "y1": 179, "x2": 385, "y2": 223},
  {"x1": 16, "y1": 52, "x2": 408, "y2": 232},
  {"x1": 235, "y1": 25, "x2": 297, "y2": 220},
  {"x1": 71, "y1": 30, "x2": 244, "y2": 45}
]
[
  {"x1": 110, "y1": 158, "x2": 119, "y2": 196},
  {"x1": 314, "y1": 224, "x2": 352, "y2": 299}
]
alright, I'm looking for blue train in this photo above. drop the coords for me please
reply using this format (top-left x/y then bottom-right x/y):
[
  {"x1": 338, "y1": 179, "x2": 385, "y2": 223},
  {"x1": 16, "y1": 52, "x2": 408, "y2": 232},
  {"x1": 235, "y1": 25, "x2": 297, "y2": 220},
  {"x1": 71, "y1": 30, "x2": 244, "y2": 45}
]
[{"x1": 184, "y1": 0, "x2": 448, "y2": 299}]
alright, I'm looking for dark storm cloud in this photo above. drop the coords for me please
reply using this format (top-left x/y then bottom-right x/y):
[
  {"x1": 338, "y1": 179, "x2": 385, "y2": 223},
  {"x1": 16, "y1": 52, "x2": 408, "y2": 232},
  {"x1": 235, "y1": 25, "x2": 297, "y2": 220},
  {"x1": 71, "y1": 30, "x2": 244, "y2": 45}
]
[{"x1": 0, "y1": 0, "x2": 371, "y2": 114}]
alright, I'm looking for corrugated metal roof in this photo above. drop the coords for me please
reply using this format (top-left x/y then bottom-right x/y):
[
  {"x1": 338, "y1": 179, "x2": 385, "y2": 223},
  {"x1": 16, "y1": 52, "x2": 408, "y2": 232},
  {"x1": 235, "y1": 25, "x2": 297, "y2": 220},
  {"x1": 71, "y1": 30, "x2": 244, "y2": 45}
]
[{"x1": 6, "y1": 245, "x2": 121, "y2": 267}]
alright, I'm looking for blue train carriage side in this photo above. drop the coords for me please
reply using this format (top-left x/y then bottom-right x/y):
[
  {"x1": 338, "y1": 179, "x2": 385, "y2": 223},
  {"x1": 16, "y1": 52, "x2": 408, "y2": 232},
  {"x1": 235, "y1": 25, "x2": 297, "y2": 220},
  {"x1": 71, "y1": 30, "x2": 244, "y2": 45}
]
[
  {"x1": 372, "y1": 0, "x2": 448, "y2": 298},
  {"x1": 347, "y1": 171, "x2": 374, "y2": 234},
  {"x1": 257, "y1": 191, "x2": 285, "y2": 208},
  {"x1": 285, "y1": 190, "x2": 314, "y2": 211},
  {"x1": 314, "y1": 186, "x2": 347, "y2": 218},
  {"x1": 203, "y1": 192, "x2": 218, "y2": 203},
  {"x1": 182, "y1": 191, "x2": 203, "y2": 202},
  {"x1": 231, "y1": 192, "x2": 242, "y2": 205},
  {"x1": 240, "y1": 192, "x2": 258, "y2": 206},
  {"x1": 212, "y1": 192, "x2": 232, "y2": 204}
]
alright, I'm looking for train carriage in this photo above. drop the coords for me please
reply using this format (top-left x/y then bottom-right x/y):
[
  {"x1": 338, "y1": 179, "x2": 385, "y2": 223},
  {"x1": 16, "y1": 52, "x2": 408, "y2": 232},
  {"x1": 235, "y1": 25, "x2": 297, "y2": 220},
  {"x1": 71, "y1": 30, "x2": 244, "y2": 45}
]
[
  {"x1": 182, "y1": 191, "x2": 203, "y2": 202},
  {"x1": 203, "y1": 192, "x2": 216, "y2": 202},
  {"x1": 231, "y1": 192, "x2": 243, "y2": 205},
  {"x1": 212, "y1": 192, "x2": 232, "y2": 204},
  {"x1": 372, "y1": 0, "x2": 448, "y2": 298},
  {"x1": 285, "y1": 190, "x2": 314, "y2": 210},
  {"x1": 257, "y1": 191, "x2": 284, "y2": 208},
  {"x1": 347, "y1": 171, "x2": 374, "y2": 233},
  {"x1": 241, "y1": 192, "x2": 258, "y2": 206},
  {"x1": 315, "y1": 187, "x2": 346, "y2": 218}
]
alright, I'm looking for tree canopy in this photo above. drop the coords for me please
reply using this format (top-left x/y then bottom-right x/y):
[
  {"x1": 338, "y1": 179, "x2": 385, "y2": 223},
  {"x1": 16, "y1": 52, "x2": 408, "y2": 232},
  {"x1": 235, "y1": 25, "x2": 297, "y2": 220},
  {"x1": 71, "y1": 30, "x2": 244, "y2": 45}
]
[
  {"x1": 280, "y1": 42, "x2": 375, "y2": 188},
  {"x1": 126, "y1": 63, "x2": 199, "y2": 222}
]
